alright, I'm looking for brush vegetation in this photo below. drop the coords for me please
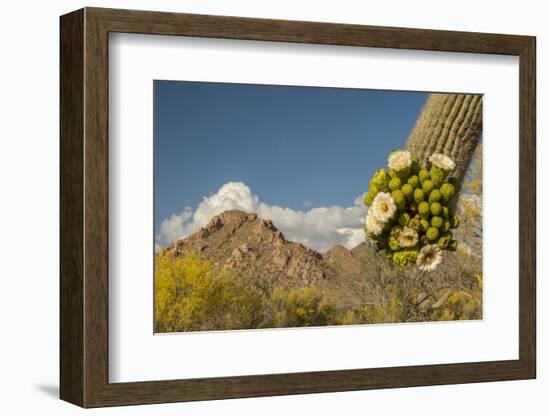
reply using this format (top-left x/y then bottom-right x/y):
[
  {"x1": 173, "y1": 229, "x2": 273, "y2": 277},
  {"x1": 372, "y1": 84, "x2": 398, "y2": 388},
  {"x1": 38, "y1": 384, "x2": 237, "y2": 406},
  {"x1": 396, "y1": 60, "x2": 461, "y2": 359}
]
[{"x1": 155, "y1": 246, "x2": 482, "y2": 332}]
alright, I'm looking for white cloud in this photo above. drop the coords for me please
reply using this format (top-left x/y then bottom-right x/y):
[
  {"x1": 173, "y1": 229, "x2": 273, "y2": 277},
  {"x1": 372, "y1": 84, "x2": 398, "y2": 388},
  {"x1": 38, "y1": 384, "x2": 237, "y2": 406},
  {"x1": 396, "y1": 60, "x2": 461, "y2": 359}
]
[
  {"x1": 159, "y1": 207, "x2": 193, "y2": 245},
  {"x1": 156, "y1": 182, "x2": 368, "y2": 253}
]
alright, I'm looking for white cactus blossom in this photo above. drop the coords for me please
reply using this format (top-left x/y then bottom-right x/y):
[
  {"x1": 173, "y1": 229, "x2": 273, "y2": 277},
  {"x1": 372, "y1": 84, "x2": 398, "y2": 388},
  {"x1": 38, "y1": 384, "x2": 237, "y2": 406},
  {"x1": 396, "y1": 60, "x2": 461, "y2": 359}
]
[
  {"x1": 398, "y1": 226, "x2": 419, "y2": 248},
  {"x1": 429, "y1": 153, "x2": 456, "y2": 171},
  {"x1": 416, "y1": 244, "x2": 443, "y2": 272},
  {"x1": 371, "y1": 192, "x2": 396, "y2": 223},
  {"x1": 365, "y1": 211, "x2": 384, "y2": 235},
  {"x1": 388, "y1": 150, "x2": 412, "y2": 171}
]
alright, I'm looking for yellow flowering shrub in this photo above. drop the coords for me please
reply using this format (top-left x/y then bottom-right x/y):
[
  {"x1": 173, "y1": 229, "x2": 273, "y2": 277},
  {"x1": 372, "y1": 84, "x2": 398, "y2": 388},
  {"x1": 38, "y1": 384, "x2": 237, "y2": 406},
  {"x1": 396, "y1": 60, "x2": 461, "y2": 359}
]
[
  {"x1": 262, "y1": 287, "x2": 340, "y2": 328},
  {"x1": 430, "y1": 291, "x2": 482, "y2": 321},
  {"x1": 155, "y1": 253, "x2": 263, "y2": 332}
]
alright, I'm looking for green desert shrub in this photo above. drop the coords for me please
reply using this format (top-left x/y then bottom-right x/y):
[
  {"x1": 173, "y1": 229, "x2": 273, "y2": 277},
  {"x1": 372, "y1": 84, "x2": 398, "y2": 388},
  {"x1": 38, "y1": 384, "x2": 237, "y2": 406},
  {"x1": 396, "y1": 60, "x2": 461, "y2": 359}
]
[{"x1": 362, "y1": 284, "x2": 413, "y2": 324}]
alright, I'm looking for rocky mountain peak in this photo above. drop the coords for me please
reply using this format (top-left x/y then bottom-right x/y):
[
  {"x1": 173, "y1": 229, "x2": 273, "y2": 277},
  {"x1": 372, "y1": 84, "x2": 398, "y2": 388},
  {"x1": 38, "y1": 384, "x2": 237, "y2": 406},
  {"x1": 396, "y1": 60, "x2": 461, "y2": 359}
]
[{"x1": 165, "y1": 210, "x2": 327, "y2": 286}]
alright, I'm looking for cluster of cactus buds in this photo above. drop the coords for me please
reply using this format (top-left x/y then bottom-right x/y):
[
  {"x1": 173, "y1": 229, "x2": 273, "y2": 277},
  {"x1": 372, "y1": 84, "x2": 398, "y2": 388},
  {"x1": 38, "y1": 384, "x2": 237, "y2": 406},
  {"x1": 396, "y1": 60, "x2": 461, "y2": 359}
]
[{"x1": 363, "y1": 150, "x2": 461, "y2": 271}]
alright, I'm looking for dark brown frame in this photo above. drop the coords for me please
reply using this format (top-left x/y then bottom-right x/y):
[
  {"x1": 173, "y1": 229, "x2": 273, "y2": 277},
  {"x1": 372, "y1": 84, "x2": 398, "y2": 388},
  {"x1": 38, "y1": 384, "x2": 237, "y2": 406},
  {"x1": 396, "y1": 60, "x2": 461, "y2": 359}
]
[{"x1": 60, "y1": 7, "x2": 536, "y2": 408}]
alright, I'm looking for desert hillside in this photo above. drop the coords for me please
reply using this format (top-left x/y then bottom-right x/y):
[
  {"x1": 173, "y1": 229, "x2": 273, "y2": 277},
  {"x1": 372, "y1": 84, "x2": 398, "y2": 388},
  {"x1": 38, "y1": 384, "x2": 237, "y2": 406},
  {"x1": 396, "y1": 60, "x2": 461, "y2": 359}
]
[
  {"x1": 156, "y1": 209, "x2": 482, "y2": 332},
  {"x1": 164, "y1": 209, "x2": 375, "y2": 288}
]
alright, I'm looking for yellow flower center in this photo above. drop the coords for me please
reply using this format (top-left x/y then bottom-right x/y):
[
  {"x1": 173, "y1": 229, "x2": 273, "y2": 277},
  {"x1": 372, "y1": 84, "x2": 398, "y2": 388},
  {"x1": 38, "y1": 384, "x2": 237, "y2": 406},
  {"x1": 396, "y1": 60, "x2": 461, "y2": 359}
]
[{"x1": 380, "y1": 202, "x2": 389, "y2": 213}]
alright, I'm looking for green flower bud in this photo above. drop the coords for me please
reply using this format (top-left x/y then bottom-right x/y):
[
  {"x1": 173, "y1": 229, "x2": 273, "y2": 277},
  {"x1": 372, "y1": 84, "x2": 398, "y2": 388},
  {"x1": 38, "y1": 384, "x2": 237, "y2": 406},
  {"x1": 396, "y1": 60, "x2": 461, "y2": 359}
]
[
  {"x1": 426, "y1": 226, "x2": 440, "y2": 241},
  {"x1": 407, "y1": 175, "x2": 420, "y2": 188},
  {"x1": 428, "y1": 189, "x2": 442, "y2": 203},
  {"x1": 431, "y1": 215, "x2": 444, "y2": 229},
  {"x1": 402, "y1": 183, "x2": 414, "y2": 201},
  {"x1": 392, "y1": 249, "x2": 418, "y2": 266},
  {"x1": 437, "y1": 232, "x2": 452, "y2": 249},
  {"x1": 398, "y1": 212, "x2": 411, "y2": 227},
  {"x1": 403, "y1": 247, "x2": 419, "y2": 262},
  {"x1": 388, "y1": 177, "x2": 402, "y2": 192},
  {"x1": 388, "y1": 236, "x2": 400, "y2": 251},
  {"x1": 391, "y1": 190, "x2": 406, "y2": 210},
  {"x1": 440, "y1": 182, "x2": 456, "y2": 202},
  {"x1": 451, "y1": 214, "x2": 460, "y2": 229},
  {"x1": 418, "y1": 169, "x2": 430, "y2": 183},
  {"x1": 392, "y1": 250, "x2": 405, "y2": 266},
  {"x1": 442, "y1": 206, "x2": 450, "y2": 219},
  {"x1": 448, "y1": 177, "x2": 462, "y2": 193},
  {"x1": 430, "y1": 201, "x2": 442, "y2": 216},
  {"x1": 364, "y1": 186, "x2": 379, "y2": 206},
  {"x1": 371, "y1": 168, "x2": 390, "y2": 192},
  {"x1": 364, "y1": 193, "x2": 373, "y2": 206},
  {"x1": 418, "y1": 201, "x2": 431, "y2": 219},
  {"x1": 442, "y1": 220, "x2": 451, "y2": 232},
  {"x1": 420, "y1": 219, "x2": 431, "y2": 232},
  {"x1": 430, "y1": 165, "x2": 445, "y2": 188},
  {"x1": 422, "y1": 179, "x2": 434, "y2": 194},
  {"x1": 413, "y1": 188, "x2": 425, "y2": 203}
]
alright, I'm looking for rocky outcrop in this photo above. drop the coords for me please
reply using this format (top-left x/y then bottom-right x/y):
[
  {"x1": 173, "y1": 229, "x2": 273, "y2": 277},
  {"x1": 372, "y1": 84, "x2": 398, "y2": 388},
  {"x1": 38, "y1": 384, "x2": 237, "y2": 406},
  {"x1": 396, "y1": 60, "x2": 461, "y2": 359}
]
[
  {"x1": 322, "y1": 244, "x2": 364, "y2": 279},
  {"x1": 165, "y1": 210, "x2": 327, "y2": 286}
]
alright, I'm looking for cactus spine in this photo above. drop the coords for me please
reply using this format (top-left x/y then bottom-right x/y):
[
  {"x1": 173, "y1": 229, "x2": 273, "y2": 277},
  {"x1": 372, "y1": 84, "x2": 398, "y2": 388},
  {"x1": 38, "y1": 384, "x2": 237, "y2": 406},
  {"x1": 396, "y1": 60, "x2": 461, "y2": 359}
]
[{"x1": 405, "y1": 94, "x2": 482, "y2": 183}]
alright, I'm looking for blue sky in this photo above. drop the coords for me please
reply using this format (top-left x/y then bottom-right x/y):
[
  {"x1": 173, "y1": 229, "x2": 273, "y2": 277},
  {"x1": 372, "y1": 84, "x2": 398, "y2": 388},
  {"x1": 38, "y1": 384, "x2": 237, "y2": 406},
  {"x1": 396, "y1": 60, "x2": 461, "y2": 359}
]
[{"x1": 154, "y1": 81, "x2": 429, "y2": 250}]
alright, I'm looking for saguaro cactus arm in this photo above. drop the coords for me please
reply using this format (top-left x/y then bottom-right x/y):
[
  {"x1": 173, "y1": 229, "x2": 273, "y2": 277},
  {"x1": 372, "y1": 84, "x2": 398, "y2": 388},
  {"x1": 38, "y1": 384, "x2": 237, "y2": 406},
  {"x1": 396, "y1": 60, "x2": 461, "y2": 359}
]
[{"x1": 405, "y1": 94, "x2": 483, "y2": 182}]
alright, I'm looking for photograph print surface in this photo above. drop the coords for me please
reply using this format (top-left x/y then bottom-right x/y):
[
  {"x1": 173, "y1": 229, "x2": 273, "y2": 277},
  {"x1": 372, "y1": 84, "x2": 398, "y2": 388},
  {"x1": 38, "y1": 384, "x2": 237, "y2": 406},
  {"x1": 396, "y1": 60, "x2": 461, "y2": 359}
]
[{"x1": 154, "y1": 81, "x2": 483, "y2": 333}]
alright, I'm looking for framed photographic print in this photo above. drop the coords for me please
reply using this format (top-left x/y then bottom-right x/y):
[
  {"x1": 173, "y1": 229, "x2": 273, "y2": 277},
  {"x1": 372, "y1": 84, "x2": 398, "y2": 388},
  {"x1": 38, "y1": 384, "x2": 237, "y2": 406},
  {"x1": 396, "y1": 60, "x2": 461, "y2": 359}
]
[{"x1": 60, "y1": 7, "x2": 536, "y2": 408}]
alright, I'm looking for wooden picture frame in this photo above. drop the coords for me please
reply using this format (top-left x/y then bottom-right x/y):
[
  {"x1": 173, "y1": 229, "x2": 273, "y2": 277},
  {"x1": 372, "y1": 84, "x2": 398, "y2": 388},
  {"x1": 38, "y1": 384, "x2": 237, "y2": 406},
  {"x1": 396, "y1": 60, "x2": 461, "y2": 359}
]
[{"x1": 60, "y1": 7, "x2": 536, "y2": 408}]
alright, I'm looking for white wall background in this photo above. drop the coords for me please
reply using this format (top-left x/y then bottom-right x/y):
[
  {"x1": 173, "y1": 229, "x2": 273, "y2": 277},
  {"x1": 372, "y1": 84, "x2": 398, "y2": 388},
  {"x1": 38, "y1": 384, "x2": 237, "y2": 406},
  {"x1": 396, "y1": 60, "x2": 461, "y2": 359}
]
[{"x1": 0, "y1": 0, "x2": 546, "y2": 414}]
